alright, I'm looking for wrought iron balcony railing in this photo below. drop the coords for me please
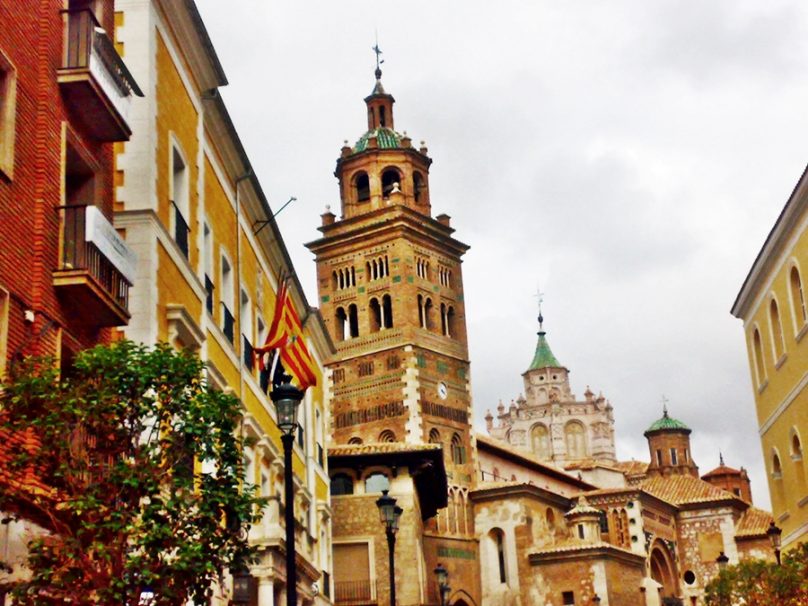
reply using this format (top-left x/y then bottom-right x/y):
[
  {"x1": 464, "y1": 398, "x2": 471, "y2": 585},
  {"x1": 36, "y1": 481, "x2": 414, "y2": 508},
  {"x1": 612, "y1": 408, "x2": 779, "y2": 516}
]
[
  {"x1": 170, "y1": 201, "x2": 190, "y2": 259},
  {"x1": 221, "y1": 303, "x2": 235, "y2": 344}
]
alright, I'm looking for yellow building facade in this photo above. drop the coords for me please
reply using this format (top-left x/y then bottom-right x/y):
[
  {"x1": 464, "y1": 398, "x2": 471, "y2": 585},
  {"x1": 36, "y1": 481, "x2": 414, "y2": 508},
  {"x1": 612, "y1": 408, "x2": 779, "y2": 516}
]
[
  {"x1": 732, "y1": 164, "x2": 808, "y2": 550},
  {"x1": 113, "y1": 1, "x2": 335, "y2": 603}
]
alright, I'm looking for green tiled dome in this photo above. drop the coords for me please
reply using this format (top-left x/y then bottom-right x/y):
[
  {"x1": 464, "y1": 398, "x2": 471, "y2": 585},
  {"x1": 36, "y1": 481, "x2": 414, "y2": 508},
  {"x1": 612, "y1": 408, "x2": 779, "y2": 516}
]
[
  {"x1": 353, "y1": 127, "x2": 403, "y2": 152},
  {"x1": 646, "y1": 409, "x2": 690, "y2": 433},
  {"x1": 529, "y1": 331, "x2": 561, "y2": 370}
]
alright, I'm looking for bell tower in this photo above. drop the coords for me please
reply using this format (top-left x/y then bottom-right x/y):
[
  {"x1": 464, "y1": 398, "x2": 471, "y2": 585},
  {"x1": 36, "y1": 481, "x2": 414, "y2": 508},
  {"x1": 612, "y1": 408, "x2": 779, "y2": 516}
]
[{"x1": 306, "y1": 61, "x2": 479, "y2": 598}]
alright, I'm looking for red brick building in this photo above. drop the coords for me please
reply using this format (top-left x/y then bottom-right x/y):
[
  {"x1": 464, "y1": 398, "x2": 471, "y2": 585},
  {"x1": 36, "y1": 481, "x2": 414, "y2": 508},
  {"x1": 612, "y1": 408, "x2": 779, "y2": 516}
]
[
  {"x1": 0, "y1": 0, "x2": 140, "y2": 376},
  {"x1": 0, "y1": 0, "x2": 140, "y2": 592}
]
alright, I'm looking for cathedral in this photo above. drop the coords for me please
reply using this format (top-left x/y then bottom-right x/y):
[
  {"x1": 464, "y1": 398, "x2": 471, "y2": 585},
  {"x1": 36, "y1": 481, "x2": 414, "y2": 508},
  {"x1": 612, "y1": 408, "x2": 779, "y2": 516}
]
[{"x1": 318, "y1": 65, "x2": 776, "y2": 606}]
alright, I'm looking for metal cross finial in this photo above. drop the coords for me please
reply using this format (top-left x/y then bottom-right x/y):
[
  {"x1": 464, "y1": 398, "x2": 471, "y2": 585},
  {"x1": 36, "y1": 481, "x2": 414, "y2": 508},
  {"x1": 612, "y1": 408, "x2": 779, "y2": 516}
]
[
  {"x1": 661, "y1": 395, "x2": 669, "y2": 416},
  {"x1": 372, "y1": 32, "x2": 384, "y2": 74},
  {"x1": 719, "y1": 451, "x2": 725, "y2": 466},
  {"x1": 534, "y1": 285, "x2": 545, "y2": 330}
]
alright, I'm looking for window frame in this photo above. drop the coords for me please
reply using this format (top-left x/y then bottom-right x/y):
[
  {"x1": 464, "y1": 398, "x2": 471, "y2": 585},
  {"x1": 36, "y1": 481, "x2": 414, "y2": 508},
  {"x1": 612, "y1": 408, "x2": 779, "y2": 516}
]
[{"x1": 0, "y1": 48, "x2": 17, "y2": 179}]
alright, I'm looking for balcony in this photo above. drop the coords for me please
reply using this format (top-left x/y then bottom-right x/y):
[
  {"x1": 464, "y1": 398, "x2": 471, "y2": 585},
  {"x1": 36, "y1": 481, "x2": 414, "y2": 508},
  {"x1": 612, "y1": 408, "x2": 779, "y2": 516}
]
[
  {"x1": 335, "y1": 580, "x2": 376, "y2": 605},
  {"x1": 53, "y1": 205, "x2": 136, "y2": 327},
  {"x1": 57, "y1": 8, "x2": 143, "y2": 141}
]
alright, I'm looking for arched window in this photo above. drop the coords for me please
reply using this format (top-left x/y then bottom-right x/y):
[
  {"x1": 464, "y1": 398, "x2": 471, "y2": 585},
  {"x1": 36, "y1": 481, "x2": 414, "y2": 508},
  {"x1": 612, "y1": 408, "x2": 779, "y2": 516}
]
[
  {"x1": 753, "y1": 328, "x2": 766, "y2": 386},
  {"x1": 531, "y1": 424, "x2": 550, "y2": 460},
  {"x1": 335, "y1": 307, "x2": 347, "y2": 341},
  {"x1": 354, "y1": 172, "x2": 370, "y2": 202},
  {"x1": 429, "y1": 428, "x2": 441, "y2": 444},
  {"x1": 791, "y1": 266, "x2": 807, "y2": 330},
  {"x1": 451, "y1": 433, "x2": 466, "y2": 465},
  {"x1": 382, "y1": 294, "x2": 393, "y2": 328},
  {"x1": 545, "y1": 508, "x2": 555, "y2": 531},
  {"x1": 440, "y1": 302, "x2": 447, "y2": 335},
  {"x1": 413, "y1": 172, "x2": 427, "y2": 204},
  {"x1": 381, "y1": 168, "x2": 400, "y2": 198},
  {"x1": 332, "y1": 270, "x2": 338, "y2": 290},
  {"x1": 424, "y1": 297, "x2": 434, "y2": 331},
  {"x1": 330, "y1": 473, "x2": 354, "y2": 496},
  {"x1": 369, "y1": 298, "x2": 382, "y2": 333},
  {"x1": 379, "y1": 430, "x2": 396, "y2": 443},
  {"x1": 490, "y1": 528, "x2": 507, "y2": 584},
  {"x1": 565, "y1": 422, "x2": 586, "y2": 459},
  {"x1": 770, "y1": 298, "x2": 786, "y2": 361},
  {"x1": 379, "y1": 106, "x2": 387, "y2": 127},
  {"x1": 364, "y1": 472, "x2": 390, "y2": 493},
  {"x1": 447, "y1": 306, "x2": 456, "y2": 338},
  {"x1": 792, "y1": 430, "x2": 803, "y2": 460},
  {"x1": 348, "y1": 304, "x2": 359, "y2": 338},
  {"x1": 772, "y1": 451, "x2": 782, "y2": 479},
  {"x1": 347, "y1": 437, "x2": 362, "y2": 445},
  {"x1": 418, "y1": 294, "x2": 425, "y2": 328}
]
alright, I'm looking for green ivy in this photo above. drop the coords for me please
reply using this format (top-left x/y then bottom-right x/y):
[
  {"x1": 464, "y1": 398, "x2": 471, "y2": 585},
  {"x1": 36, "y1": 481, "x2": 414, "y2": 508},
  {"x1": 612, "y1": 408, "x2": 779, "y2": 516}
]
[{"x1": 0, "y1": 341, "x2": 266, "y2": 605}]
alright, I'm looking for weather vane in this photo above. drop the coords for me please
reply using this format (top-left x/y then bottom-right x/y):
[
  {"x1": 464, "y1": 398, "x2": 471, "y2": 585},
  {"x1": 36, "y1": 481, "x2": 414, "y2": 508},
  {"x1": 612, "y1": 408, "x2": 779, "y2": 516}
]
[
  {"x1": 534, "y1": 285, "x2": 545, "y2": 330},
  {"x1": 372, "y1": 31, "x2": 384, "y2": 74},
  {"x1": 661, "y1": 395, "x2": 669, "y2": 416}
]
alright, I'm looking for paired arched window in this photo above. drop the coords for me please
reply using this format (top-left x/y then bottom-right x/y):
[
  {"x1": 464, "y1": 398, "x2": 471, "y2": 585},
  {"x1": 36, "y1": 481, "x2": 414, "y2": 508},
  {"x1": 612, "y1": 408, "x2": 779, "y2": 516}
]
[
  {"x1": 354, "y1": 172, "x2": 370, "y2": 202},
  {"x1": 564, "y1": 422, "x2": 586, "y2": 459},
  {"x1": 369, "y1": 294, "x2": 394, "y2": 332},
  {"x1": 366, "y1": 256, "x2": 389, "y2": 281},
  {"x1": 416, "y1": 257, "x2": 430, "y2": 280},
  {"x1": 330, "y1": 473, "x2": 354, "y2": 496},
  {"x1": 752, "y1": 328, "x2": 766, "y2": 387},
  {"x1": 379, "y1": 430, "x2": 396, "y2": 443},
  {"x1": 347, "y1": 437, "x2": 363, "y2": 445},
  {"x1": 770, "y1": 298, "x2": 786, "y2": 361},
  {"x1": 791, "y1": 266, "x2": 807, "y2": 330},
  {"x1": 428, "y1": 428, "x2": 441, "y2": 444},
  {"x1": 440, "y1": 303, "x2": 455, "y2": 337},
  {"x1": 531, "y1": 424, "x2": 551, "y2": 460},
  {"x1": 381, "y1": 168, "x2": 401, "y2": 198},
  {"x1": 451, "y1": 433, "x2": 466, "y2": 465},
  {"x1": 335, "y1": 305, "x2": 359, "y2": 341}
]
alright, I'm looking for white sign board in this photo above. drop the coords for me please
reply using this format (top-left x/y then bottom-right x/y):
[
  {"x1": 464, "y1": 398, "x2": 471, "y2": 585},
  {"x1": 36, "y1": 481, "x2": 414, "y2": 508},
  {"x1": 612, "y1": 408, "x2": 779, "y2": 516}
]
[{"x1": 85, "y1": 206, "x2": 138, "y2": 285}]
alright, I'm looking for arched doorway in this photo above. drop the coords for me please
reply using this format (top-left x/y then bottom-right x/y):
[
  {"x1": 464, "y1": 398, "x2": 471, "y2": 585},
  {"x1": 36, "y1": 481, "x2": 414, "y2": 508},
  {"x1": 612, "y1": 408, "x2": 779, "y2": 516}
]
[{"x1": 650, "y1": 541, "x2": 677, "y2": 598}]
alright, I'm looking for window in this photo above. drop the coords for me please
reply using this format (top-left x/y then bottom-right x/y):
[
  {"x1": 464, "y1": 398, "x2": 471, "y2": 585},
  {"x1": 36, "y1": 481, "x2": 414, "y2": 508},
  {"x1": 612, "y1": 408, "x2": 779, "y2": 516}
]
[
  {"x1": 770, "y1": 298, "x2": 786, "y2": 361},
  {"x1": 383, "y1": 294, "x2": 393, "y2": 329},
  {"x1": 752, "y1": 328, "x2": 766, "y2": 386},
  {"x1": 354, "y1": 172, "x2": 370, "y2": 203},
  {"x1": 564, "y1": 422, "x2": 586, "y2": 459},
  {"x1": 0, "y1": 49, "x2": 17, "y2": 178},
  {"x1": 451, "y1": 433, "x2": 466, "y2": 465},
  {"x1": 366, "y1": 256, "x2": 389, "y2": 281},
  {"x1": 670, "y1": 448, "x2": 678, "y2": 466},
  {"x1": 772, "y1": 451, "x2": 782, "y2": 479},
  {"x1": 379, "y1": 430, "x2": 396, "y2": 443},
  {"x1": 333, "y1": 543, "x2": 371, "y2": 603},
  {"x1": 203, "y1": 223, "x2": 214, "y2": 314},
  {"x1": 386, "y1": 355, "x2": 400, "y2": 370},
  {"x1": 240, "y1": 289, "x2": 254, "y2": 368},
  {"x1": 364, "y1": 472, "x2": 389, "y2": 493},
  {"x1": 545, "y1": 508, "x2": 555, "y2": 531},
  {"x1": 369, "y1": 298, "x2": 382, "y2": 332},
  {"x1": 487, "y1": 529, "x2": 507, "y2": 584},
  {"x1": 656, "y1": 449, "x2": 663, "y2": 466},
  {"x1": 170, "y1": 145, "x2": 190, "y2": 259},
  {"x1": 358, "y1": 361, "x2": 374, "y2": 377},
  {"x1": 562, "y1": 591, "x2": 575, "y2": 605},
  {"x1": 531, "y1": 424, "x2": 550, "y2": 460},
  {"x1": 577, "y1": 524, "x2": 585, "y2": 539},
  {"x1": 381, "y1": 168, "x2": 401, "y2": 198},
  {"x1": 791, "y1": 266, "x2": 807, "y2": 330},
  {"x1": 347, "y1": 437, "x2": 363, "y2": 445},
  {"x1": 428, "y1": 428, "x2": 441, "y2": 444},
  {"x1": 333, "y1": 266, "x2": 356, "y2": 290},
  {"x1": 330, "y1": 473, "x2": 353, "y2": 496},
  {"x1": 792, "y1": 430, "x2": 803, "y2": 461},
  {"x1": 348, "y1": 304, "x2": 359, "y2": 338},
  {"x1": 598, "y1": 511, "x2": 609, "y2": 534},
  {"x1": 0, "y1": 287, "x2": 8, "y2": 377},
  {"x1": 333, "y1": 368, "x2": 345, "y2": 384},
  {"x1": 220, "y1": 255, "x2": 234, "y2": 344},
  {"x1": 413, "y1": 172, "x2": 427, "y2": 204}
]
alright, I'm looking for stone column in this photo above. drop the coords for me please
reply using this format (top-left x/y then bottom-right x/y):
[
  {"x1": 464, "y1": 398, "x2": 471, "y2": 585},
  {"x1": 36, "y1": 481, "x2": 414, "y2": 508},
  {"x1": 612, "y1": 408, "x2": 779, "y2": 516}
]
[{"x1": 257, "y1": 576, "x2": 275, "y2": 606}]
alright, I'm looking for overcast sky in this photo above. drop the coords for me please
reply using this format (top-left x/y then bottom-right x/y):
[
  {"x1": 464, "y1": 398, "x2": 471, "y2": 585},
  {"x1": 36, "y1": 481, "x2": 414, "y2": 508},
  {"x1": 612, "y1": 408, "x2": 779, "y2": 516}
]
[{"x1": 195, "y1": 0, "x2": 808, "y2": 508}]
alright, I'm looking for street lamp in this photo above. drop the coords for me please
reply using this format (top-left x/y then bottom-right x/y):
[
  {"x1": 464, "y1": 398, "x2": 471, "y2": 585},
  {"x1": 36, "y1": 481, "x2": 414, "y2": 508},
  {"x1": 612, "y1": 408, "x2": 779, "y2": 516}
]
[
  {"x1": 270, "y1": 374, "x2": 305, "y2": 606},
  {"x1": 376, "y1": 489, "x2": 403, "y2": 606},
  {"x1": 716, "y1": 551, "x2": 729, "y2": 572},
  {"x1": 232, "y1": 570, "x2": 252, "y2": 606},
  {"x1": 767, "y1": 521, "x2": 783, "y2": 566},
  {"x1": 592, "y1": 595, "x2": 601, "y2": 604},
  {"x1": 434, "y1": 563, "x2": 450, "y2": 606}
]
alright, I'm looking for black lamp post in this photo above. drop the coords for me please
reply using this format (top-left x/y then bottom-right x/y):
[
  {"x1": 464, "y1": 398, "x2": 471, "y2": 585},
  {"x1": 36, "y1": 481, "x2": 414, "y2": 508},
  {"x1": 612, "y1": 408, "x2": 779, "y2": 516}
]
[
  {"x1": 767, "y1": 521, "x2": 783, "y2": 566},
  {"x1": 592, "y1": 595, "x2": 601, "y2": 604},
  {"x1": 376, "y1": 489, "x2": 403, "y2": 606},
  {"x1": 271, "y1": 375, "x2": 305, "y2": 606},
  {"x1": 434, "y1": 563, "x2": 450, "y2": 606},
  {"x1": 716, "y1": 551, "x2": 729, "y2": 572}
]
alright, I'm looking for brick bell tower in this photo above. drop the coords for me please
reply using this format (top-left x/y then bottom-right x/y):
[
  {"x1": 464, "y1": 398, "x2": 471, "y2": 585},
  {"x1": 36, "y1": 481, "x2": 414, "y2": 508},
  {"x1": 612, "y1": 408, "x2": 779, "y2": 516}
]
[{"x1": 306, "y1": 61, "x2": 479, "y2": 592}]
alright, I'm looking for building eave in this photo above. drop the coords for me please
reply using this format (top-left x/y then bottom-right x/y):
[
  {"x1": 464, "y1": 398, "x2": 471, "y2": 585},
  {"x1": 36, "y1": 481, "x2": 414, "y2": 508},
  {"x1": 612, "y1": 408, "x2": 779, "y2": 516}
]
[
  {"x1": 731, "y1": 161, "x2": 808, "y2": 319},
  {"x1": 469, "y1": 482, "x2": 572, "y2": 509}
]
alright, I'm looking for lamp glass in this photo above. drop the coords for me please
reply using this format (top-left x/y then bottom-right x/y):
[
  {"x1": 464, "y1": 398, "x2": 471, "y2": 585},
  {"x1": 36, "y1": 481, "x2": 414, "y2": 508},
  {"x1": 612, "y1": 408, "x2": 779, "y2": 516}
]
[
  {"x1": 767, "y1": 522, "x2": 782, "y2": 551},
  {"x1": 391, "y1": 504, "x2": 403, "y2": 533},
  {"x1": 376, "y1": 489, "x2": 397, "y2": 527},
  {"x1": 434, "y1": 563, "x2": 448, "y2": 588},
  {"x1": 270, "y1": 377, "x2": 303, "y2": 436},
  {"x1": 716, "y1": 552, "x2": 729, "y2": 571}
]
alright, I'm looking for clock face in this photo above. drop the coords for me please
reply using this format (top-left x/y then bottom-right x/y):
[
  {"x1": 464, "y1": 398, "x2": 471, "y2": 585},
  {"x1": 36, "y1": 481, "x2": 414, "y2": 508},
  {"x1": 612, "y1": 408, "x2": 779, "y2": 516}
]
[{"x1": 437, "y1": 382, "x2": 448, "y2": 400}]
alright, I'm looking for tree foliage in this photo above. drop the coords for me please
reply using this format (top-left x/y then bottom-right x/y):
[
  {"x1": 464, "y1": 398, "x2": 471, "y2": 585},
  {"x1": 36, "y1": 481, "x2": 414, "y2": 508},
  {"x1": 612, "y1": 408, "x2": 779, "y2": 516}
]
[
  {"x1": 0, "y1": 341, "x2": 265, "y2": 605},
  {"x1": 705, "y1": 543, "x2": 808, "y2": 606}
]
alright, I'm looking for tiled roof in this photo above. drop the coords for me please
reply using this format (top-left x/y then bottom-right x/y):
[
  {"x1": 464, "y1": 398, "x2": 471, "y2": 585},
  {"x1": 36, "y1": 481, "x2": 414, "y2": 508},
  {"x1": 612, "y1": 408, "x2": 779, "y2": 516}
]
[
  {"x1": 640, "y1": 475, "x2": 737, "y2": 506},
  {"x1": 328, "y1": 442, "x2": 442, "y2": 457},
  {"x1": 530, "y1": 539, "x2": 638, "y2": 557},
  {"x1": 736, "y1": 507, "x2": 774, "y2": 537},
  {"x1": 702, "y1": 464, "x2": 742, "y2": 478},
  {"x1": 353, "y1": 127, "x2": 403, "y2": 152},
  {"x1": 646, "y1": 409, "x2": 690, "y2": 433},
  {"x1": 613, "y1": 460, "x2": 650, "y2": 476},
  {"x1": 528, "y1": 331, "x2": 561, "y2": 370}
]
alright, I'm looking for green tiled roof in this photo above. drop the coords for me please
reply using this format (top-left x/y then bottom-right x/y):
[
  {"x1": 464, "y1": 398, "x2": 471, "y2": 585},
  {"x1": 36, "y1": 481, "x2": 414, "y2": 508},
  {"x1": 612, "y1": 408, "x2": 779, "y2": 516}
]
[
  {"x1": 646, "y1": 410, "x2": 690, "y2": 433},
  {"x1": 529, "y1": 331, "x2": 561, "y2": 370},
  {"x1": 353, "y1": 127, "x2": 403, "y2": 152}
]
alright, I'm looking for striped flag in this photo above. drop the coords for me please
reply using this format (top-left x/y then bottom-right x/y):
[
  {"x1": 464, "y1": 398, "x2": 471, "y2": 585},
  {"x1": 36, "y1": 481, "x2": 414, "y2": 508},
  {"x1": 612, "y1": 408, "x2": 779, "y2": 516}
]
[{"x1": 254, "y1": 276, "x2": 318, "y2": 391}]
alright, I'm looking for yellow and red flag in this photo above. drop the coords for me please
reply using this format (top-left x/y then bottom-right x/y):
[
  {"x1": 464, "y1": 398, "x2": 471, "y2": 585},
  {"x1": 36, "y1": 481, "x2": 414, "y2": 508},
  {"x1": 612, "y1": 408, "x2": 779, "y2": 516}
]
[{"x1": 254, "y1": 276, "x2": 317, "y2": 391}]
